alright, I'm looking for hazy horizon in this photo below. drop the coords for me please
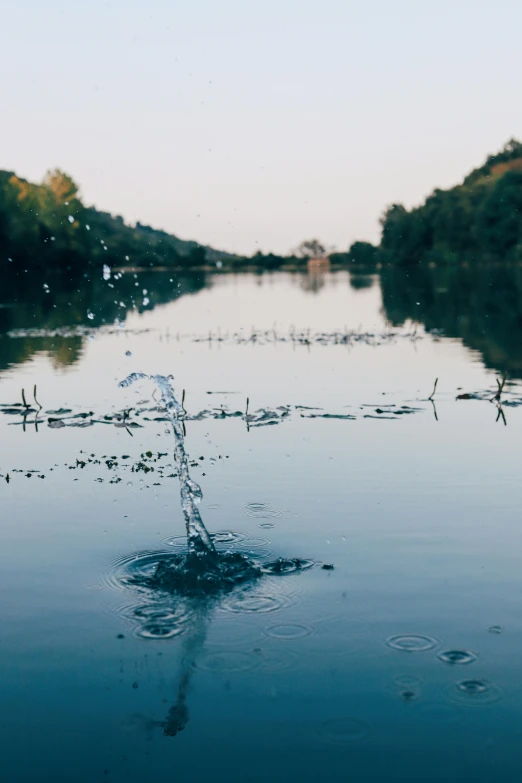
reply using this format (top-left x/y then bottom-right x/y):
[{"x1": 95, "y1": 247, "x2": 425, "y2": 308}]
[{"x1": 2, "y1": 0, "x2": 521, "y2": 255}]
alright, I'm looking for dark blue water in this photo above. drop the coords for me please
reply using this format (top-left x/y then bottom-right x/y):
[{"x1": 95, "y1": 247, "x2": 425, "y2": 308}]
[{"x1": 1, "y1": 271, "x2": 522, "y2": 782}]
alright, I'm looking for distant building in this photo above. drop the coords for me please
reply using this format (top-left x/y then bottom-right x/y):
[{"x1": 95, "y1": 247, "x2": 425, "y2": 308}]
[{"x1": 307, "y1": 256, "x2": 330, "y2": 271}]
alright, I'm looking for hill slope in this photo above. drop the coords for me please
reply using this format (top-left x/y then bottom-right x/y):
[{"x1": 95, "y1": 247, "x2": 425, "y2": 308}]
[
  {"x1": 378, "y1": 139, "x2": 522, "y2": 265},
  {"x1": 0, "y1": 169, "x2": 237, "y2": 272}
]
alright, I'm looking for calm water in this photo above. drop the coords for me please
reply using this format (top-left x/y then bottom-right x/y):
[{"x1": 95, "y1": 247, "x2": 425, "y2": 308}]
[{"x1": 2, "y1": 269, "x2": 522, "y2": 782}]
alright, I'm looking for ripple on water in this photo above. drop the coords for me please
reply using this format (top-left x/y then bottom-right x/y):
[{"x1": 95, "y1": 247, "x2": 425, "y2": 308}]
[
  {"x1": 385, "y1": 634, "x2": 439, "y2": 653},
  {"x1": 194, "y1": 650, "x2": 258, "y2": 673},
  {"x1": 211, "y1": 531, "x2": 248, "y2": 546},
  {"x1": 241, "y1": 537, "x2": 271, "y2": 549},
  {"x1": 487, "y1": 625, "x2": 503, "y2": 635},
  {"x1": 438, "y1": 649, "x2": 477, "y2": 665},
  {"x1": 264, "y1": 623, "x2": 314, "y2": 640},
  {"x1": 394, "y1": 674, "x2": 423, "y2": 689},
  {"x1": 450, "y1": 679, "x2": 503, "y2": 705},
  {"x1": 119, "y1": 601, "x2": 192, "y2": 640},
  {"x1": 102, "y1": 551, "x2": 171, "y2": 592},
  {"x1": 244, "y1": 503, "x2": 295, "y2": 520},
  {"x1": 163, "y1": 535, "x2": 190, "y2": 549},
  {"x1": 164, "y1": 531, "x2": 250, "y2": 549},
  {"x1": 138, "y1": 623, "x2": 187, "y2": 640},
  {"x1": 221, "y1": 593, "x2": 288, "y2": 614},
  {"x1": 318, "y1": 718, "x2": 371, "y2": 745}
]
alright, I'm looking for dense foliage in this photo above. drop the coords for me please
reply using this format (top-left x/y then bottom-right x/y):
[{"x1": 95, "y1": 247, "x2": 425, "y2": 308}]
[
  {"x1": 2, "y1": 139, "x2": 521, "y2": 273},
  {"x1": 0, "y1": 169, "x2": 234, "y2": 273},
  {"x1": 378, "y1": 139, "x2": 522, "y2": 265}
]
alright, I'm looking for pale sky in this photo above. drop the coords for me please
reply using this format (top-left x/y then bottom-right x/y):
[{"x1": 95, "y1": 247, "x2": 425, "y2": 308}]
[{"x1": 1, "y1": 0, "x2": 521, "y2": 255}]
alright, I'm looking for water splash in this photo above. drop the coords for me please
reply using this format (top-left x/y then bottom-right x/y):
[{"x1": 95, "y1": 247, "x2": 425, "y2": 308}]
[
  {"x1": 118, "y1": 373, "x2": 313, "y2": 594},
  {"x1": 119, "y1": 373, "x2": 216, "y2": 560}
]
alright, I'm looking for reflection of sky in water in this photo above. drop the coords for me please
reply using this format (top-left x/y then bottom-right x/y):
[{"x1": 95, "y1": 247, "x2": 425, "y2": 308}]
[{"x1": 2, "y1": 271, "x2": 522, "y2": 782}]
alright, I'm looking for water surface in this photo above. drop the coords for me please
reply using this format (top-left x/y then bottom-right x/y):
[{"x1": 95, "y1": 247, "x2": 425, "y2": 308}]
[{"x1": 2, "y1": 270, "x2": 522, "y2": 782}]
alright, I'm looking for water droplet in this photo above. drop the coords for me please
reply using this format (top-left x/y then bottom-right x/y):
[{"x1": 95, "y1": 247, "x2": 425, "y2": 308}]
[
  {"x1": 103, "y1": 264, "x2": 111, "y2": 281},
  {"x1": 68, "y1": 215, "x2": 74, "y2": 223},
  {"x1": 86, "y1": 224, "x2": 90, "y2": 230},
  {"x1": 386, "y1": 634, "x2": 439, "y2": 653},
  {"x1": 143, "y1": 297, "x2": 150, "y2": 306},
  {"x1": 438, "y1": 650, "x2": 477, "y2": 665},
  {"x1": 126, "y1": 481, "x2": 133, "y2": 487},
  {"x1": 87, "y1": 311, "x2": 94, "y2": 320},
  {"x1": 125, "y1": 350, "x2": 132, "y2": 357}
]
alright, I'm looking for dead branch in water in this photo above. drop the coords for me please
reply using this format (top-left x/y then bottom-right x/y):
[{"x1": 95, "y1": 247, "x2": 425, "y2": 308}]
[
  {"x1": 492, "y1": 374, "x2": 507, "y2": 402},
  {"x1": 428, "y1": 378, "x2": 438, "y2": 401}
]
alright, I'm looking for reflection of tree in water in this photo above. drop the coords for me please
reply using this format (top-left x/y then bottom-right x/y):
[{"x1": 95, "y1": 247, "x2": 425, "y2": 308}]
[
  {"x1": 0, "y1": 270, "x2": 209, "y2": 373},
  {"x1": 348, "y1": 273, "x2": 376, "y2": 290},
  {"x1": 298, "y1": 270, "x2": 326, "y2": 294},
  {"x1": 380, "y1": 264, "x2": 522, "y2": 378}
]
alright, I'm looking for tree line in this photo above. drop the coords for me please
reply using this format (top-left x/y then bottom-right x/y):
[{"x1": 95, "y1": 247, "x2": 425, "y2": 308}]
[
  {"x1": 1, "y1": 139, "x2": 521, "y2": 272},
  {"x1": 349, "y1": 139, "x2": 522, "y2": 266},
  {"x1": 0, "y1": 169, "x2": 233, "y2": 273}
]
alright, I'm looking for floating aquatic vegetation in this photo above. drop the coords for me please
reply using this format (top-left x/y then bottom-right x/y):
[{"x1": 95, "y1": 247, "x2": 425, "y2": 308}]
[
  {"x1": 6, "y1": 324, "x2": 421, "y2": 348},
  {"x1": 301, "y1": 413, "x2": 356, "y2": 420},
  {"x1": 1, "y1": 397, "x2": 426, "y2": 431},
  {"x1": 192, "y1": 326, "x2": 421, "y2": 347}
]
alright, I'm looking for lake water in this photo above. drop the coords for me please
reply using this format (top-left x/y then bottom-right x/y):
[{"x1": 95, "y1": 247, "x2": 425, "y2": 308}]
[{"x1": 2, "y1": 269, "x2": 522, "y2": 782}]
